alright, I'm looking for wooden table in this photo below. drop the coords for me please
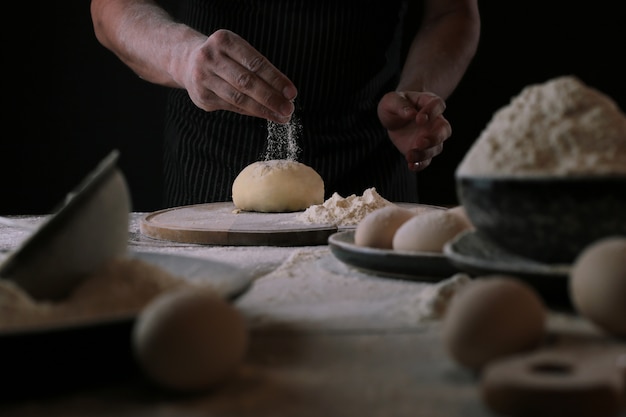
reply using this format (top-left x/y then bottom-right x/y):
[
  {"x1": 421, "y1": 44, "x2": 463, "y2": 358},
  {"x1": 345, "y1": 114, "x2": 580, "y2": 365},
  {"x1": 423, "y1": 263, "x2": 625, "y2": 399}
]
[{"x1": 0, "y1": 214, "x2": 624, "y2": 417}]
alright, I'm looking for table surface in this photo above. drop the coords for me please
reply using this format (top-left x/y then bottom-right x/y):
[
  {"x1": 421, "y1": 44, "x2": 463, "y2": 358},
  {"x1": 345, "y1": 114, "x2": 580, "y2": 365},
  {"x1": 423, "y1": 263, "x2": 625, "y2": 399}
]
[{"x1": 0, "y1": 214, "x2": 624, "y2": 417}]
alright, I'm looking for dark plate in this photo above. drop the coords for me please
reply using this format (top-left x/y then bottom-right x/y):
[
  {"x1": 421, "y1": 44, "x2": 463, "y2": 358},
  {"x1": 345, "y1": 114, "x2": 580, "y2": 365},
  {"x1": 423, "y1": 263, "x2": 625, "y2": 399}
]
[
  {"x1": 328, "y1": 230, "x2": 459, "y2": 282},
  {"x1": 443, "y1": 230, "x2": 573, "y2": 309},
  {"x1": 0, "y1": 251, "x2": 253, "y2": 400}
]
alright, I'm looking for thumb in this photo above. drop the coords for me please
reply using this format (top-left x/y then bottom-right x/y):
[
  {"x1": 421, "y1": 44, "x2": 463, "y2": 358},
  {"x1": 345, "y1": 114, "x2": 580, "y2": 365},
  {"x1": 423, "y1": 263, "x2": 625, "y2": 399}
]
[{"x1": 377, "y1": 92, "x2": 416, "y2": 130}]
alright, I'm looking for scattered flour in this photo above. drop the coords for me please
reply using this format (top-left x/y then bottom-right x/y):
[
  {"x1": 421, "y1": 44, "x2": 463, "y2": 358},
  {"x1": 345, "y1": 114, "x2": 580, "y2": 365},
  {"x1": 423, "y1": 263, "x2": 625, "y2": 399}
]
[
  {"x1": 457, "y1": 75, "x2": 626, "y2": 177},
  {"x1": 235, "y1": 247, "x2": 472, "y2": 331},
  {"x1": 297, "y1": 187, "x2": 394, "y2": 226},
  {"x1": 264, "y1": 114, "x2": 301, "y2": 161},
  {"x1": 0, "y1": 257, "x2": 209, "y2": 330}
]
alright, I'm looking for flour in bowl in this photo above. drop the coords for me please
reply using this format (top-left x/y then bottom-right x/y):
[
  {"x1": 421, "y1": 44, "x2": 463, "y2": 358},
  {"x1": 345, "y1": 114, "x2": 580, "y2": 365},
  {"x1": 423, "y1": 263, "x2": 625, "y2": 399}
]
[
  {"x1": 0, "y1": 257, "x2": 206, "y2": 330},
  {"x1": 457, "y1": 75, "x2": 626, "y2": 177}
]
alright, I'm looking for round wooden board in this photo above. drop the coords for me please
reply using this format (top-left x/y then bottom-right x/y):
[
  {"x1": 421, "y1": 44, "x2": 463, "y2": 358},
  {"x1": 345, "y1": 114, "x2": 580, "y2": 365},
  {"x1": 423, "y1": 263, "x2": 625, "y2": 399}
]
[{"x1": 139, "y1": 202, "x2": 338, "y2": 246}]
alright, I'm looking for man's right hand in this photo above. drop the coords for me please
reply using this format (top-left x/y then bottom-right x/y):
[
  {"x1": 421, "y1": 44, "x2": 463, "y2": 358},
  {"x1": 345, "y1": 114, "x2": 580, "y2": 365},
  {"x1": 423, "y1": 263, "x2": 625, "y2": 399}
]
[{"x1": 182, "y1": 29, "x2": 297, "y2": 123}]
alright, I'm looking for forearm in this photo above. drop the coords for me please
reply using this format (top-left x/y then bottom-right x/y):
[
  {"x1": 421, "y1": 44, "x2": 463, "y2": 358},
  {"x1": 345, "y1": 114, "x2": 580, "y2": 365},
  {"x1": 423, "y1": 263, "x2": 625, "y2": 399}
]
[
  {"x1": 90, "y1": 0, "x2": 206, "y2": 88},
  {"x1": 398, "y1": 1, "x2": 480, "y2": 99}
]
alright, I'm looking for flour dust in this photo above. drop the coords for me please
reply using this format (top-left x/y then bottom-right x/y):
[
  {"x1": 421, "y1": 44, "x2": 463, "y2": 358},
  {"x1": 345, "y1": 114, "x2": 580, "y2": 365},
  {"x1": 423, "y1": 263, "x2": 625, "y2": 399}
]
[{"x1": 264, "y1": 113, "x2": 302, "y2": 161}]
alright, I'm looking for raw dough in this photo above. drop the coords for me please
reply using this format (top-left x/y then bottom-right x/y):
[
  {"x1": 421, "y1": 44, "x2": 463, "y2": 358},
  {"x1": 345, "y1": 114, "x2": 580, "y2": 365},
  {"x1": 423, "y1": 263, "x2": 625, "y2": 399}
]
[{"x1": 232, "y1": 160, "x2": 324, "y2": 213}]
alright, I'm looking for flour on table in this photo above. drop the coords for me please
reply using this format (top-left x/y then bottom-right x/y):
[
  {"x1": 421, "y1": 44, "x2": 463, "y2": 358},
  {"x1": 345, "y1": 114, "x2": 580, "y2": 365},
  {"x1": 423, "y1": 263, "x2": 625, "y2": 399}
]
[
  {"x1": 297, "y1": 187, "x2": 393, "y2": 226},
  {"x1": 0, "y1": 257, "x2": 209, "y2": 330},
  {"x1": 235, "y1": 247, "x2": 471, "y2": 331}
]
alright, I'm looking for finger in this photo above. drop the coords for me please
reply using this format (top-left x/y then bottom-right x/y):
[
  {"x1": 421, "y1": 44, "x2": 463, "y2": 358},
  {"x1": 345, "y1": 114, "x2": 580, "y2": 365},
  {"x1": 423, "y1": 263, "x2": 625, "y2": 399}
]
[
  {"x1": 408, "y1": 158, "x2": 432, "y2": 172},
  {"x1": 418, "y1": 115, "x2": 452, "y2": 146},
  {"x1": 429, "y1": 115, "x2": 453, "y2": 144},
  {"x1": 214, "y1": 30, "x2": 296, "y2": 100},
  {"x1": 401, "y1": 92, "x2": 446, "y2": 123},
  {"x1": 407, "y1": 141, "x2": 444, "y2": 170},
  {"x1": 193, "y1": 70, "x2": 289, "y2": 122},
  {"x1": 221, "y1": 58, "x2": 296, "y2": 121},
  {"x1": 211, "y1": 65, "x2": 294, "y2": 123},
  {"x1": 207, "y1": 30, "x2": 297, "y2": 120},
  {"x1": 393, "y1": 91, "x2": 419, "y2": 116},
  {"x1": 415, "y1": 93, "x2": 446, "y2": 117},
  {"x1": 412, "y1": 142, "x2": 443, "y2": 162},
  {"x1": 400, "y1": 120, "x2": 449, "y2": 157},
  {"x1": 378, "y1": 92, "x2": 418, "y2": 130},
  {"x1": 240, "y1": 54, "x2": 297, "y2": 101}
]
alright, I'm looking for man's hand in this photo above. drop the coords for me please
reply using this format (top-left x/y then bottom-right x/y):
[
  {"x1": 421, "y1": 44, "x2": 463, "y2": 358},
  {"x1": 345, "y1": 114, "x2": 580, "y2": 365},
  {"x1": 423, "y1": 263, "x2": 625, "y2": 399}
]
[
  {"x1": 377, "y1": 91, "x2": 452, "y2": 171},
  {"x1": 183, "y1": 29, "x2": 298, "y2": 123}
]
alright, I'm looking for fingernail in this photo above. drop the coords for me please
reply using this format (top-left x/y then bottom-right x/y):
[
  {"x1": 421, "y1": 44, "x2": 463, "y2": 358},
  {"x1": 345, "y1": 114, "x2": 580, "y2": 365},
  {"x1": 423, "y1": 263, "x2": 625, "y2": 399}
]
[
  {"x1": 280, "y1": 100, "x2": 294, "y2": 117},
  {"x1": 273, "y1": 113, "x2": 291, "y2": 124},
  {"x1": 416, "y1": 113, "x2": 429, "y2": 124},
  {"x1": 403, "y1": 106, "x2": 416, "y2": 116},
  {"x1": 283, "y1": 85, "x2": 297, "y2": 100}
]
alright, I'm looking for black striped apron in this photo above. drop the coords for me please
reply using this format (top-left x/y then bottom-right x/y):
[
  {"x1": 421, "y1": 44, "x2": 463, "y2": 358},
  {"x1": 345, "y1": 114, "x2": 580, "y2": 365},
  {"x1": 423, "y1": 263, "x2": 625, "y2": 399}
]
[{"x1": 163, "y1": 0, "x2": 418, "y2": 207}]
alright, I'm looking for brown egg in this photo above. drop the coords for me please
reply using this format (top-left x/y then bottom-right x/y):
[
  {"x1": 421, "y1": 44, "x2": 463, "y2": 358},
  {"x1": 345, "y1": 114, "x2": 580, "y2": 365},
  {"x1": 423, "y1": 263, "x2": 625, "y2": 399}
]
[
  {"x1": 569, "y1": 236, "x2": 626, "y2": 338},
  {"x1": 132, "y1": 287, "x2": 248, "y2": 392},
  {"x1": 442, "y1": 276, "x2": 547, "y2": 370},
  {"x1": 354, "y1": 205, "x2": 416, "y2": 249},
  {"x1": 393, "y1": 209, "x2": 471, "y2": 252},
  {"x1": 446, "y1": 205, "x2": 474, "y2": 230}
]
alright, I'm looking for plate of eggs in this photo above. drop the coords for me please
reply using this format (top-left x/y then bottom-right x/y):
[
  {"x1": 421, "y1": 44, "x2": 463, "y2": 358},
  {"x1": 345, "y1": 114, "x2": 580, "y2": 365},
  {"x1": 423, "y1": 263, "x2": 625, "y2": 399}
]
[{"x1": 328, "y1": 205, "x2": 472, "y2": 281}]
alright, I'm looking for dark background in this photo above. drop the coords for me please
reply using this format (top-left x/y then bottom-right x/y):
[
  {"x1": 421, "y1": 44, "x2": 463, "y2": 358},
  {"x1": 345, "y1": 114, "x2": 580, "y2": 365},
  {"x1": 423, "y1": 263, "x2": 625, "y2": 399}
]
[{"x1": 2, "y1": 1, "x2": 625, "y2": 214}]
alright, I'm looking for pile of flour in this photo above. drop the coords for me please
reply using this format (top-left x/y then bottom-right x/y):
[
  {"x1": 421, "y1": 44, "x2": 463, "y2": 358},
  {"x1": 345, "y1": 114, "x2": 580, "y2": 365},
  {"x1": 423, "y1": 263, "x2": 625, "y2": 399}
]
[
  {"x1": 457, "y1": 75, "x2": 626, "y2": 177},
  {"x1": 297, "y1": 188, "x2": 394, "y2": 226},
  {"x1": 0, "y1": 258, "x2": 201, "y2": 330}
]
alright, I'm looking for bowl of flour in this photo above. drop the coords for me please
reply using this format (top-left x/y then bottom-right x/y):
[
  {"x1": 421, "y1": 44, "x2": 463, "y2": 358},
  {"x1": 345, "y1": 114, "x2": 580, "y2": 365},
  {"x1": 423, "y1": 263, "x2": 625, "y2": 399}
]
[{"x1": 456, "y1": 75, "x2": 626, "y2": 264}]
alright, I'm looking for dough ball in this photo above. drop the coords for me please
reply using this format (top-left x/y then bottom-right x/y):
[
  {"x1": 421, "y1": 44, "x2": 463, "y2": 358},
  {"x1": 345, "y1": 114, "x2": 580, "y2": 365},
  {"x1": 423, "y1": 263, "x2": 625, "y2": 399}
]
[
  {"x1": 232, "y1": 160, "x2": 324, "y2": 212},
  {"x1": 132, "y1": 287, "x2": 248, "y2": 392},
  {"x1": 392, "y1": 209, "x2": 471, "y2": 252},
  {"x1": 354, "y1": 205, "x2": 416, "y2": 249},
  {"x1": 569, "y1": 236, "x2": 626, "y2": 337},
  {"x1": 442, "y1": 276, "x2": 547, "y2": 370}
]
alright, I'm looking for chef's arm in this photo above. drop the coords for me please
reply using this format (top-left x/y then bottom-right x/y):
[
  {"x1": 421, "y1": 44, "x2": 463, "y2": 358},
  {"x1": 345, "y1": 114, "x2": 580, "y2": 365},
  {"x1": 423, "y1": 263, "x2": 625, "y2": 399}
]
[
  {"x1": 90, "y1": 0, "x2": 296, "y2": 123},
  {"x1": 398, "y1": 0, "x2": 481, "y2": 99},
  {"x1": 90, "y1": 0, "x2": 203, "y2": 88}
]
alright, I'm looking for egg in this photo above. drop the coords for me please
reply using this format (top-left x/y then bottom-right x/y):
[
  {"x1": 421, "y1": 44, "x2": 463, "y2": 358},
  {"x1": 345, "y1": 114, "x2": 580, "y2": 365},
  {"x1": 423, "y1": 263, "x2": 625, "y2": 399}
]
[
  {"x1": 392, "y1": 209, "x2": 471, "y2": 252},
  {"x1": 569, "y1": 236, "x2": 626, "y2": 338},
  {"x1": 354, "y1": 205, "x2": 416, "y2": 249},
  {"x1": 442, "y1": 276, "x2": 547, "y2": 370},
  {"x1": 132, "y1": 287, "x2": 249, "y2": 392},
  {"x1": 446, "y1": 205, "x2": 474, "y2": 230}
]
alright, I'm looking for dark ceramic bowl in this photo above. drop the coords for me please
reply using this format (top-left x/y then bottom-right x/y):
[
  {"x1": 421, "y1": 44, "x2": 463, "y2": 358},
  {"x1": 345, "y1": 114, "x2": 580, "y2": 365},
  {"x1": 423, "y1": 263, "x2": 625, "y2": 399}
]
[{"x1": 456, "y1": 176, "x2": 626, "y2": 264}]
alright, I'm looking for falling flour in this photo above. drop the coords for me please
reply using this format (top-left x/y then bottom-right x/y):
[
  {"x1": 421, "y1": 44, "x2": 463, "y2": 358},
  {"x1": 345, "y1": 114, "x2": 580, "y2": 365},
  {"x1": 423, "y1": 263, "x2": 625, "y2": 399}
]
[
  {"x1": 457, "y1": 75, "x2": 626, "y2": 177},
  {"x1": 264, "y1": 114, "x2": 301, "y2": 161}
]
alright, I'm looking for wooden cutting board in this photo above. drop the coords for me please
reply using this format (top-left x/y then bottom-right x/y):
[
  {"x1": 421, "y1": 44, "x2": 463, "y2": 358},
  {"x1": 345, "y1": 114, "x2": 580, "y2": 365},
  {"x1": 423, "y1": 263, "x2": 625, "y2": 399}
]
[{"x1": 139, "y1": 202, "x2": 338, "y2": 246}]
